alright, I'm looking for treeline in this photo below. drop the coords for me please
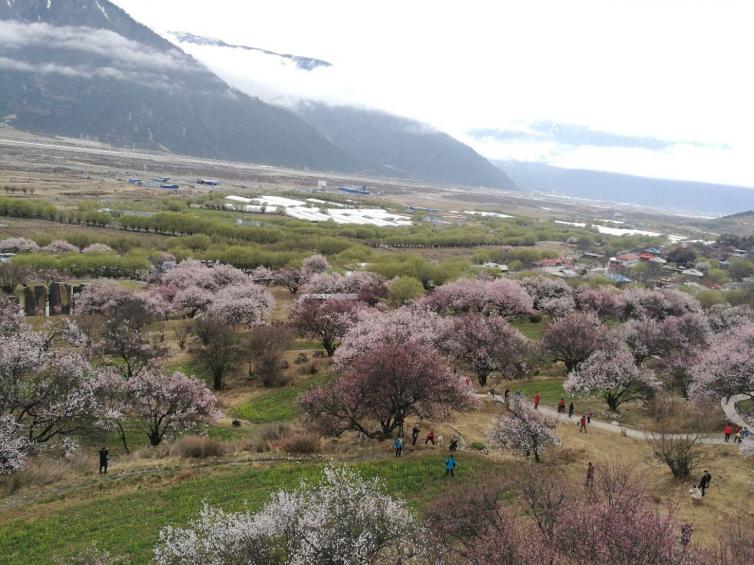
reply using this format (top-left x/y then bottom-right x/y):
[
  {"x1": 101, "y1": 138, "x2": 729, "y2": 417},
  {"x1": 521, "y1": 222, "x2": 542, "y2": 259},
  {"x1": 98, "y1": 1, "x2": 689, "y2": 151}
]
[{"x1": 12, "y1": 252, "x2": 150, "y2": 278}]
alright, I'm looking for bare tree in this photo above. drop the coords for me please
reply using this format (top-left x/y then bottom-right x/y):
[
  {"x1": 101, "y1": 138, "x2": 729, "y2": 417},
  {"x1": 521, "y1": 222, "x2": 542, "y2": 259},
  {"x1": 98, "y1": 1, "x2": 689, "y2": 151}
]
[
  {"x1": 172, "y1": 319, "x2": 194, "y2": 350},
  {"x1": 647, "y1": 430, "x2": 701, "y2": 479},
  {"x1": 246, "y1": 323, "x2": 294, "y2": 387},
  {"x1": 194, "y1": 314, "x2": 239, "y2": 390},
  {"x1": 520, "y1": 468, "x2": 568, "y2": 542}
]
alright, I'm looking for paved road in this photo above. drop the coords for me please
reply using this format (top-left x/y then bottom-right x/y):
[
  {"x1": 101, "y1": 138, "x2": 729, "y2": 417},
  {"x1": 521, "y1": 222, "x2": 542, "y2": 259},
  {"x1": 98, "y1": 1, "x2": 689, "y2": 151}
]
[
  {"x1": 721, "y1": 393, "x2": 753, "y2": 428},
  {"x1": 479, "y1": 394, "x2": 731, "y2": 444}
]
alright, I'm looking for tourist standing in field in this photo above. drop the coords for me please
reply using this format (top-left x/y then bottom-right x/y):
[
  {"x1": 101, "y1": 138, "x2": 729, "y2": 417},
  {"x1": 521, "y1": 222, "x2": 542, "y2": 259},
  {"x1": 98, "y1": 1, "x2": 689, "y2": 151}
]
[
  {"x1": 558, "y1": 398, "x2": 565, "y2": 413},
  {"x1": 504, "y1": 388, "x2": 511, "y2": 404},
  {"x1": 568, "y1": 401, "x2": 575, "y2": 418},
  {"x1": 411, "y1": 426, "x2": 420, "y2": 445},
  {"x1": 394, "y1": 436, "x2": 402, "y2": 457},
  {"x1": 425, "y1": 430, "x2": 435, "y2": 446},
  {"x1": 445, "y1": 455, "x2": 456, "y2": 478},
  {"x1": 587, "y1": 409, "x2": 593, "y2": 424},
  {"x1": 723, "y1": 424, "x2": 733, "y2": 442},
  {"x1": 99, "y1": 447, "x2": 109, "y2": 474},
  {"x1": 579, "y1": 415, "x2": 587, "y2": 433},
  {"x1": 533, "y1": 393, "x2": 541, "y2": 410},
  {"x1": 698, "y1": 470, "x2": 712, "y2": 496}
]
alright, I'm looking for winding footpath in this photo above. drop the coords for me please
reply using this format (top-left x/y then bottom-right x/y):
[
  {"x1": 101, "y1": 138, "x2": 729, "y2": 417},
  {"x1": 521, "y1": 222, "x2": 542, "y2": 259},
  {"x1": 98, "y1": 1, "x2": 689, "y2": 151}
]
[{"x1": 480, "y1": 393, "x2": 754, "y2": 445}]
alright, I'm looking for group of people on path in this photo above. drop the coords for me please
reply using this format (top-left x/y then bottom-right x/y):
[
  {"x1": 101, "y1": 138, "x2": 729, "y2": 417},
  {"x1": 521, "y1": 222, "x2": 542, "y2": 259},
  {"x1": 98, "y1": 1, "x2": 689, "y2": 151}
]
[
  {"x1": 723, "y1": 423, "x2": 749, "y2": 443},
  {"x1": 393, "y1": 425, "x2": 459, "y2": 478}
]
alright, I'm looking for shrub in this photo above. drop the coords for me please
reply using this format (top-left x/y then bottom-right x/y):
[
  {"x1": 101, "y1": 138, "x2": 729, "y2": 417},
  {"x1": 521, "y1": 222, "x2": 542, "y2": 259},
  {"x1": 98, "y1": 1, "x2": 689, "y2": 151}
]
[
  {"x1": 280, "y1": 433, "x2": 320, "y2": 454},
  {"x1": 471, "y1": 441, "x2": 486, "y2": 450},
  {"x1": 174, "y1": 436, "x2": 227, "y2": 459}
]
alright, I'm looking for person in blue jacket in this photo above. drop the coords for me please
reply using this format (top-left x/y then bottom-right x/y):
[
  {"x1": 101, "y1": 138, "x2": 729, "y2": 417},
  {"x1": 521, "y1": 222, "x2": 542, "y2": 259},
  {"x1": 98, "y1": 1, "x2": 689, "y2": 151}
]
[
  {"x1": 394, "y1": 436, "x2": 402, "y2": 457},
  {"x1": 445, "y1": 455, "x2": 456, "y2": 477}
]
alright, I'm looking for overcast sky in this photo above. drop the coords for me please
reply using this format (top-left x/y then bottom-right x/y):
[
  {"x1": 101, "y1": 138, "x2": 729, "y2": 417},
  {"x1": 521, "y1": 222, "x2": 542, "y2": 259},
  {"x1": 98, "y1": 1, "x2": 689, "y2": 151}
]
[{"x1": 115, "y1": 0, "x2": 754, "y2": 187}]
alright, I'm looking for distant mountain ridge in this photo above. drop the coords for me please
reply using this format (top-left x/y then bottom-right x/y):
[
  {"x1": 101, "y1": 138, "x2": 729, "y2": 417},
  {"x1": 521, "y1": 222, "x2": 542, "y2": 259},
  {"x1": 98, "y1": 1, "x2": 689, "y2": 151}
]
[
  {"x1": 168, "y1": 31, "x2": 332, "y2": 71},
  {"x1": 297, "y1": 103, "x2": 517, "y2": 189},
  {"x1": 0, "y1": 0, "x2": 354, "y2": 170},
  {"x1": 496, "y1": 160, "x2": 754, "y2": 215}
]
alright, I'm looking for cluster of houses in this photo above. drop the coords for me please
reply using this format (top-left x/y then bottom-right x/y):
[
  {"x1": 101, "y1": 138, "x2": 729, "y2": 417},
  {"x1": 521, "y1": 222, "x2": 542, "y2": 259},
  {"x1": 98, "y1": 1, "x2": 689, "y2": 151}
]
[
  {"x1": 126, "y1": 177, "x2": 219, "y2": 190},
  {"x1": 526, "y1": 244, "x2": 753, "y2": 289}
]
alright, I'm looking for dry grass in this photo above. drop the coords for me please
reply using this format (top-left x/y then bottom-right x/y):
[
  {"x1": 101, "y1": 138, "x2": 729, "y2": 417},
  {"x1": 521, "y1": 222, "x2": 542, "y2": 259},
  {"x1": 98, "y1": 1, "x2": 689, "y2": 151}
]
[{"x1": 173, "y1": 436, "x2": 227, "y2": 459}]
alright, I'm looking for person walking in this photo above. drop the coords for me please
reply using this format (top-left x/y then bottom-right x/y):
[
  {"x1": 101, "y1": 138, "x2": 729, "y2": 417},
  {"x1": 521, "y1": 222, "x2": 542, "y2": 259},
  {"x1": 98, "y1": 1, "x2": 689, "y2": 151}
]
[
  {"x1": 585, "y1": 462, "x2": 594, "y2": 487},
  {"x1": 394, "y1": 436, "x2": 403, "y2": 457},
  {"x1": 698, "y1": 470, "x2": 712, "y2": 497},
  {"x1": 504, "y1": 388, "x2": 511, "y2": 405},
  {"x1": 411, "y1": 426, "x2": 420, "y2": 446},
  {"x1": 425, "y1": 430, "x2": 435, "y2": 446},
  {"x1": 723, "y1": 424, "x2": 733, "y2": 442},
  {"x1": 579, "y1": 415, "x2": 587, "y2": 433},
  {"x1": 558, "y1": 398, "x2": 565, "y2": 413},
  {"x1": 568, "y1": 401, "x2": 575, "y2": 418},
  {"x1": 533, "y1": 393, "x2": 541, "y2": 410},
  {"x1": 445, "y1": 455, "x2": 456, "y2": 478},
  {"x1": 449, "y1": 437, "x2": 458, "y2": 452},
  {"x1": 99, "y1": 447, "x2": 109, "y2": 474},
  {"x1": 587, "y1": 409, "x2": 593, "y2": 424}
]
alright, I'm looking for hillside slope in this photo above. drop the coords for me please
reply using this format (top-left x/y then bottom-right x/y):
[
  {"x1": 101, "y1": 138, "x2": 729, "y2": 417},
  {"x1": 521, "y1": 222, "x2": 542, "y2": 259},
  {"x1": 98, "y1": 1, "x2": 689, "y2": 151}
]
[{"x1": 0, "y1": 0, "x2": 354, "y2": 171}]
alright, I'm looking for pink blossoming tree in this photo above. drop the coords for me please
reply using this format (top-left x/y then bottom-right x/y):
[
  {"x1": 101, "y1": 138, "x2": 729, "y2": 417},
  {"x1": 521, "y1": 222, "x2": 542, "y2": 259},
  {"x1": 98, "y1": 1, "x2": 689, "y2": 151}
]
[
  {"x1": 541, "y1": 312, "x2": 609, "y2": 371},
  {"x1": 441, "y1": 313, "x2": 530, "y2": 385},
  {"x1": 333, "y1": 306, "x2": 448, "y2": 370},
  {"x1": 205, "y1": 282, "x2": 274, "y2": 327},
  {"x1": 689, "y1": 324, "x2": 754, "y2": 403},
  {"x1": 290, "y1": 297, "x2": 360, "y2": 356},
  {"x1": 0, "y1": 237, "x2": 39, "y2": 253},
  {"x1": 422, "y1": 277, "x2": 534, "y2": 319},
  {"x1": 81, "y1": 243, "x2": 114, "y2": 254},
  {"x1": 302, "y1": 254, "x2": 330, "y2": 275},
  {"x1": 41, "y1": 240, "x2": 80, "y2": 254},
  {"x1": 575, "y1": 286, "x2": 624, "y2": 318},
  {"x1": 128, "y1": 369, "x2": 219, "y2": 446},
  {"x1": 302, "y1": 341, "x2": 473, "y2": 439}
]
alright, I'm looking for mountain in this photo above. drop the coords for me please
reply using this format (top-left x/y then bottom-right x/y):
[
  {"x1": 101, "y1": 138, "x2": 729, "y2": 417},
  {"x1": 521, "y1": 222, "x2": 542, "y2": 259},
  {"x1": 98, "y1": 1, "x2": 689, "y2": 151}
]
[
  {"x1": 166, "y1": 31, "x2": 517, "y2": 190},
  {"x1": 496, "y1": 160, "x2": 754, "y2": 216},
  {"x1": 169, "y1": 32, "x2": 332, "y2": 71},
  {"x1": 0, "y1": 0, "x2": 353, "y2": 170},
  {"x1": 294, "y1": 103, "x2": 517, "y2": 189}
]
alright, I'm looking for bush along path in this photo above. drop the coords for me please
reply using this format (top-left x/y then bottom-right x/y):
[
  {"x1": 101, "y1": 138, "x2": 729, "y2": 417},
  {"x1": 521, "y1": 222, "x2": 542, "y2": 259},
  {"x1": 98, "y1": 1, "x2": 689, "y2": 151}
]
[{"x1": 480, "y1": 393, "x2": 731, "y2": 444}]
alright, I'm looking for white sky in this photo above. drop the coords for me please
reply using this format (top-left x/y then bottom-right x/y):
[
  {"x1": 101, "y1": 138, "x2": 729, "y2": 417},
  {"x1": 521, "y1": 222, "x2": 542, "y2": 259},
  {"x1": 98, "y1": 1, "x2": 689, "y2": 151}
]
[{"x1": 114, "y1": 0, "x2": 754, "y2": 187}]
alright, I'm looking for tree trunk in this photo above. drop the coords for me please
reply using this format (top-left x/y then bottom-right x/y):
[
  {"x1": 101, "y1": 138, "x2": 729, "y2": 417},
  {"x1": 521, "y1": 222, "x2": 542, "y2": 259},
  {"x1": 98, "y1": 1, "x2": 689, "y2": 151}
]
[{"x1": 116, "y1": 422, "x2": 130, "y2": 454}]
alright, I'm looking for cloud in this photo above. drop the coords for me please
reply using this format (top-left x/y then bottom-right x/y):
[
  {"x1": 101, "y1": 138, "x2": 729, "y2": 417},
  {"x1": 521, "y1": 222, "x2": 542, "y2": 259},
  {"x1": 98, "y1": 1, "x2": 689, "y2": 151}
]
[
  {"x1": 0, "y1": 56, "x2": 174, "y2": 89},
  {"x1": 0, "y1": 20, "x2": 192, "y2": 72},
  {"x1": 468, "y1": 122, "x2": 730, "y2": 152}
]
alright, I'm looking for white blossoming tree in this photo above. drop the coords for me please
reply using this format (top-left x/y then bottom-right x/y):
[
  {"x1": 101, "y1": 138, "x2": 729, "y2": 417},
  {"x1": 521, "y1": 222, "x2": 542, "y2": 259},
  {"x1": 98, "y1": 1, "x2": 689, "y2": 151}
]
[
  {"x1": 0, "y1": 416, "x2": 28, "y2": 476},
  {"x1": 154, "y1": 467, "x2": 426, "y2": 564},
  {"x1": 565, "y1": 349, "x2": 661, "y2": 412},
  {"x1": 487, "y1": 400, "x2": 559, "y2": 463}
]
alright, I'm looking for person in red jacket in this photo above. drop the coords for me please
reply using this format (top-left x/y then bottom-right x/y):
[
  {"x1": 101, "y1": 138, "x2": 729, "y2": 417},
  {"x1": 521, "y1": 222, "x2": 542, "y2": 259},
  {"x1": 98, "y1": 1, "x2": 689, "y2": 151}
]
[
  {"x1": 558, "y1": 398, "x2": 566, "y2": 413},
  {"x1": 723, "y1": 424, "x2": 734, "y2": 442},
  {"x1": 533, "y1": 393, "x2": 541, "y2": 410},
  {"x1": 579, "y1": 415, "x2": 587, "y2": 433},
  {"x1": 425, "y1": 430, "x2": 435, "y2": 446}
]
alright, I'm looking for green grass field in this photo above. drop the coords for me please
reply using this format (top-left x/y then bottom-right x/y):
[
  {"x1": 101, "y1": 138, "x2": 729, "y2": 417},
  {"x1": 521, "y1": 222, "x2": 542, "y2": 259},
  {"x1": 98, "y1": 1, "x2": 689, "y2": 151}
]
[
  {"x1": 510, "y1": 319, "x2": 545, "y2": 339},
  {"x1": 231, "y1": 373, "x2": 329, "y2": 423},
  {"x1": 0, "y1": 453, "x2": 508, "y2": 564}
]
